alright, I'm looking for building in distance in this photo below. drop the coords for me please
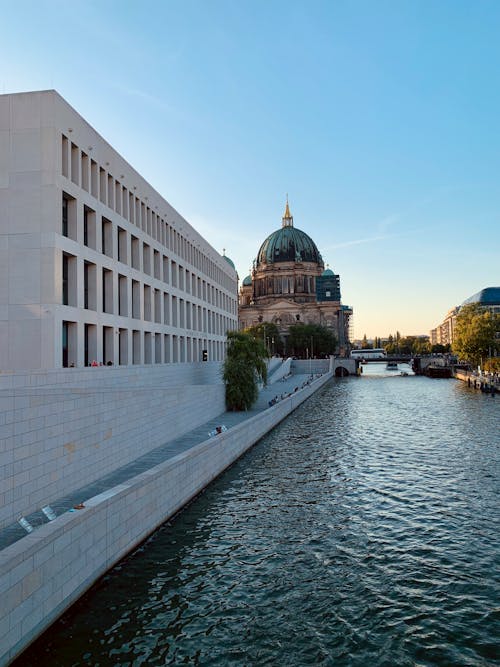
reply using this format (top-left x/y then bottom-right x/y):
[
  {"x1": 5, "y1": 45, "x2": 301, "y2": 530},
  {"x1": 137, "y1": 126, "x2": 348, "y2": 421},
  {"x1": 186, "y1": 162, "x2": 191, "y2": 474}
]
[
  {"x1": 430, "y1": 287, "x2": 500, "y2": 346},
  {"x1": 238, "y1": 200, "x2": 352, "y2": 354}
]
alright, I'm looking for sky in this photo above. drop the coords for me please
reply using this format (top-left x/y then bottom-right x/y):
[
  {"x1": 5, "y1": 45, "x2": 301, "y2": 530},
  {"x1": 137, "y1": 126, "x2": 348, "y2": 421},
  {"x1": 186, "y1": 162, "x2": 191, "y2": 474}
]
[{"x1": 1, "y1": 0, "x2": 499, "y2": 339}]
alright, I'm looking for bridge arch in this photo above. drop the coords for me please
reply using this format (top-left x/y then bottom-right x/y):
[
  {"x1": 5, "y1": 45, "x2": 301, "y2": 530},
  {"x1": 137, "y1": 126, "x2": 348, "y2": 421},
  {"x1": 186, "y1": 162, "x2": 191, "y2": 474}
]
[{"x1": 335, "y1": 366, "x2": 349, "y2": 377}]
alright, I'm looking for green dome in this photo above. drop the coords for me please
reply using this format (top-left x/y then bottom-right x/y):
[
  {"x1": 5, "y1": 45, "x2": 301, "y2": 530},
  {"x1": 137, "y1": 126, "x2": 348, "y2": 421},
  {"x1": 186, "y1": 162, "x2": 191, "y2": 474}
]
[
  {"x1": 222, "y1": 252, "x2": 235, "y2": 270},
  {"x1": 256, "y1": 226, "x2": 322, "y2": 266},
  {"x1": 322, "y1": 268, "x2": 334, "y2": 276},
  {"x1": 242, "y1": 275, "x2": 252, "y2": 286}
]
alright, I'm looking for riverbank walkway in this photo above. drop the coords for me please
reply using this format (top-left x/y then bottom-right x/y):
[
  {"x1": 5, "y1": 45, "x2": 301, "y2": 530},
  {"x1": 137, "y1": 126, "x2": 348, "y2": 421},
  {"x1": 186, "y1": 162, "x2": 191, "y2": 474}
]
[{"x1": 0, "y1": 371, "x2": 323, "y2": 552}]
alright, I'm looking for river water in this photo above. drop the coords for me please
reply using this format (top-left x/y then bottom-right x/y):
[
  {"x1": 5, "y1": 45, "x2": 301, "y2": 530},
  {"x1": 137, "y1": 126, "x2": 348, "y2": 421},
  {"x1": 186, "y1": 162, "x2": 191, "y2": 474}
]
[{"x1": 17, "y1": 367, "x2": 500, "y2": 666}]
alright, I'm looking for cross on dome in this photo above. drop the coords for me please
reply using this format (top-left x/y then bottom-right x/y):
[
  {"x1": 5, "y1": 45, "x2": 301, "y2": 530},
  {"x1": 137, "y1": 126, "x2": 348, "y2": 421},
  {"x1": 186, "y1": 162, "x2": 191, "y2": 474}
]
[{"x1": 282, "y1": 195, "x2": 294, "y2": 227}]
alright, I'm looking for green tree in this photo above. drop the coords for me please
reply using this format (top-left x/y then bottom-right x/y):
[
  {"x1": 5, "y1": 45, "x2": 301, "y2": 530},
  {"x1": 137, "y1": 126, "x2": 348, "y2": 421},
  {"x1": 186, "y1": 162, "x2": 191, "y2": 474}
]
[
  {"x1": 431, "y1": 343, "x2": 450, "y2": 354},
  {"x1": 361, "y1": 334, "x2": 371, "y2": 349},
  {"x1": 384, "y1": 334, "x2": 396, "y2": 355},
  {"x1": 452, "y1": 303, "x2": 500, "y2": 367},
  {"x1": 223, "y1": 331, "x2": 268, "y2": 411},
  {"x1": 244, "y1": 322, "x2": 284, "y2": 356},
  {"x1": 287, "y1": 323, "x2": 337, "y2": 357}
]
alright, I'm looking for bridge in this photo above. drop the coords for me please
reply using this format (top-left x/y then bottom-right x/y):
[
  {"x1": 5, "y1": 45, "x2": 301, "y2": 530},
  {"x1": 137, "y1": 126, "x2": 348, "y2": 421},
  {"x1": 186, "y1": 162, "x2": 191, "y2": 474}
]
[{"x1": 361, "y1": 355, "x2": 412, "y2": 363}]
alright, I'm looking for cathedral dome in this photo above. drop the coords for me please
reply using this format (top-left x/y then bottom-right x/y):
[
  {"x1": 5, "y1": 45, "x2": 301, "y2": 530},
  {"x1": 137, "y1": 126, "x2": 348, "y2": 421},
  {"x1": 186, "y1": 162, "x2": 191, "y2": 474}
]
[
  {"x1": 255, "y1": 200, "x2": 322, "y2": 267},
  {"x1": 242, "y1": 275, "x2": 252, "y2": 286}
]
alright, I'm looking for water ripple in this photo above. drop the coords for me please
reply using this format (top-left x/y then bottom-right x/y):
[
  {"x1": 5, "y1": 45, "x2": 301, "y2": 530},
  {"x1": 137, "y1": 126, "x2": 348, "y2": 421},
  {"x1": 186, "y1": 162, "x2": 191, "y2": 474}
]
[{"x1": 16, "y1": 374, "x2": 500, "y2": 667}]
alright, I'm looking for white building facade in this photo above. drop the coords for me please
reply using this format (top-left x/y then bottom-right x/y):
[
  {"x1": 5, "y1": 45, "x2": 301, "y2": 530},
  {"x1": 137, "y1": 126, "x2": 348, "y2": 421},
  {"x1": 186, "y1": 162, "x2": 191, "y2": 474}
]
[{"x1": 0, "y1": 90, "x2": 238, "y2": 370}]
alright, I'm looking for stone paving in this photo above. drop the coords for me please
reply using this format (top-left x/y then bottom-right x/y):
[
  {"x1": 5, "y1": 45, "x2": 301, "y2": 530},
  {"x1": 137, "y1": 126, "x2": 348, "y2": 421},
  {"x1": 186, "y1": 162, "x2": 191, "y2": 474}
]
[{"x1": 0, "y1": 372, "x2": 317, "y2": 552}]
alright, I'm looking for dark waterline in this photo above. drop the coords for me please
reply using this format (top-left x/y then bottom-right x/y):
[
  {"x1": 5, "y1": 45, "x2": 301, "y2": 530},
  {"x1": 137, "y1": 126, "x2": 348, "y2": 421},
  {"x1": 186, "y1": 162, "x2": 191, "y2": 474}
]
[{"x1": 16, "y1": 371, "x2": 500, "y2": 666}]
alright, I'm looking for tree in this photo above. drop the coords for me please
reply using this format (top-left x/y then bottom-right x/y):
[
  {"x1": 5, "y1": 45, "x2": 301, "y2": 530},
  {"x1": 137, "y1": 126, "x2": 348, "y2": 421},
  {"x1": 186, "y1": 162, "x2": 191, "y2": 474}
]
[
  {"x1": 244, "y1": 322, "x2": 284, "y2": 356},
  {"x1": 385, "y1": 334, "x2": 396, "y2": 355},
  {"x1": 452, "y1": 303, "x2": 500, "y2": 367},
  {"x1": 361, "y1": 334, "x2": 371, "y2": 349},
  {"x1": 223, "y1": 331, "x2": 268, "y2": 411},
  {"x1": 431, "y1": 343, "x2": 450, "y2": 354},
  {"x1": 287, "y1": 323, "x2": 337, "y2": 358}
]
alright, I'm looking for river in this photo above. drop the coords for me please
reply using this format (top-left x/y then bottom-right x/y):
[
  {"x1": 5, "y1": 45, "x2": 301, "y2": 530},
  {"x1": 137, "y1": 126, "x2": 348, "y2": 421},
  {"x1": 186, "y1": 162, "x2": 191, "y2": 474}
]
[{"x1": 15, "y1": 367, "x2": 500, "y2": 666}]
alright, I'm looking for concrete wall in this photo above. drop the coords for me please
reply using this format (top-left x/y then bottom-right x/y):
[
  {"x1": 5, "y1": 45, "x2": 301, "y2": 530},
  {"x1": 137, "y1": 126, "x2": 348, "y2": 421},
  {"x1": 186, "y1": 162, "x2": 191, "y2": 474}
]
[
  {"x1": 0, "y1": 363, "x2": 224, "y2": 530},
  {"x1": 0, "y1": 372, "x2": 332, "y2": 665}
]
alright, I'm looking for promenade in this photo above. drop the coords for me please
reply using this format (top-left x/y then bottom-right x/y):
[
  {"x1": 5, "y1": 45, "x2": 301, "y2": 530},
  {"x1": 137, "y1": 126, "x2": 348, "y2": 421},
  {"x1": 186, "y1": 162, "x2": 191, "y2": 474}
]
[{"x1": 0, "y1": 372, "x2": 315, "y2": 553}]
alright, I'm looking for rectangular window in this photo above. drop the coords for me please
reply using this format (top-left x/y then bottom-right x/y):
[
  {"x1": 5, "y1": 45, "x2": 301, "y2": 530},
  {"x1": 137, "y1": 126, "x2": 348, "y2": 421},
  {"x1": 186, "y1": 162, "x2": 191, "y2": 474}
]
[
  {"x1": 163, "y1": 292, "x2": 170, "y2": 325},
  {"x1": 132, "y1": 330, "x2": 141, "y2": 364},
  {"x1": 84, "y1": 323, "x2": 97, "y2": 366},
  {"x1": 119, "y1": 274, "x2": 128, "y2": 316},
  {"x1": 83, "y1": 206, "x2": 96, "y2": 249},
  {"x1": 154, "y1": 288, "x2": 161, "y2": 323},
  {"x1": 118, "y1": 227, "x2": 127, "y2": 263},
  {"x1": 144, "y1": 331, "x2": 152, "y2": 364},
  {"x1": 62, "y1": 253, "x2": 68, "y2": 305},
  {"x1": 102, "y1": 217, "x2": 113, "y2": 257},
  {"x1": 99, "y1": 168, "x2": 107, "y2": 204},
  {"x1": 163, "y1": 256, "x2": 169, "y2": 283},
  {"x1": 90, "y1": 159, "x2": 98, "y2": 197},
  {"x1": 103, "y1": 326, "x2": 114, "y2": 365},
  {"x1": 62, "y1": 192, "x2": 76, "y2": 239},
  {"x1": 102, "y1": 268, "x2": 113, "y2": 314},
  {"x1": 132, "y1": 279, "x2": 140, "y2": 318},
  {"x1": 143, "y1": 243, "x2": 151, "y2": 275},
  {"x1": 131, "y1": 236, "x2": 140, "y2": 270},
  {"x1": 81, "y1": 151, "x2": 89, "y2": 191},
  {"x1": 144, "y1": 284, "x2": 152, "y2": 321},
  {"x1": 61, "y1": 135, "x2": 69, "y2": 178},
  {"x1": 62, "y1": 321, "x2": 77, "y2": 368},
  {"x1": 154, "y1": 250, "x2": 161, "y2": 279},
  {"x1": 118, "y1": 328, "x2": 128, "y2": 365},
  {"x1": 108, "y1": 175, "x2": 115, "y2": 210},
  {"x1": 62, "y1": 253, "x2": 77, "y2": 306},
  {"x1": 84, "y1": 261, "x2": 97, "y2": 310},
  {"x1": 70, "y1": 143, "x2": 79, "y2": 185},
  {"x1": 155, "y1": 333, "x2": 162, "y2": 364}
]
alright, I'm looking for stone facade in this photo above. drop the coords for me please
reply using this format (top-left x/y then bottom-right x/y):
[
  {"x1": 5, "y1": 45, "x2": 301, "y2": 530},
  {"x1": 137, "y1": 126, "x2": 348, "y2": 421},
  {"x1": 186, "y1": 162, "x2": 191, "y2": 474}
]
[{"x1": 0, "y1": 90, "x2": 238, "y2": 371}]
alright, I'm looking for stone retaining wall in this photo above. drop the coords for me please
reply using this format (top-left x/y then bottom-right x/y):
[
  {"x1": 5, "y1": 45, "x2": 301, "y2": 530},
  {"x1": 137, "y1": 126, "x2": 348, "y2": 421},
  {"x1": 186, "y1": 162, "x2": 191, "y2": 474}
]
[
  {"x1": 0, "y1": 372, "x2": 332, "y2": 665},
  {"x1": 0, "y1": 363, "x2": 224, "y2": 530}
]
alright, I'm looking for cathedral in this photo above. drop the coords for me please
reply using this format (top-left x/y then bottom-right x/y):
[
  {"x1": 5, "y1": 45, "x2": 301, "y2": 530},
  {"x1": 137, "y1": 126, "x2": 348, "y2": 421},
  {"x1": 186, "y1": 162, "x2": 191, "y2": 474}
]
[{"x1": 238, "y1": 200, "x2": 352, "y2": 354}]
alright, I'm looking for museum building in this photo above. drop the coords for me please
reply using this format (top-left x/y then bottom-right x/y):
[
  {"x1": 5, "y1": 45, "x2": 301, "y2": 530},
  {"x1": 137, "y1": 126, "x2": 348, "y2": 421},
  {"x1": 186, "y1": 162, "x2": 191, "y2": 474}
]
[
  {"x1": 238, "y1": 201, "x2": 352, "y2": 353},
  {"x1": 0, "y1": 90, "x2": 238, "y2": 370}
]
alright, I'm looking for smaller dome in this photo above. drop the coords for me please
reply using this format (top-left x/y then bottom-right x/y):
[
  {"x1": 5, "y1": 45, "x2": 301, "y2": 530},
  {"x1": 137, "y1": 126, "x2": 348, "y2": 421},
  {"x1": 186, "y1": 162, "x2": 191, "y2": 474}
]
[
  {"x1": 322, "y1": 268, "x2": 334, "y2": 277},
  {"x1": 242, "y1": 275, "x2": 252, "y2": 286},
  {"x1": 222, "y1": 250, "x2": 235, "y2": 270}
]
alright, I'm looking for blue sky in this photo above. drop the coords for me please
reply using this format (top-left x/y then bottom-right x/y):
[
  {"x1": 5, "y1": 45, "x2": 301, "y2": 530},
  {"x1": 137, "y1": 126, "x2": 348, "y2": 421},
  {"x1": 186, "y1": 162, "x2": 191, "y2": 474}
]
[{"x1": 2, "y1": 0, "x2": 499, "y2": 338}]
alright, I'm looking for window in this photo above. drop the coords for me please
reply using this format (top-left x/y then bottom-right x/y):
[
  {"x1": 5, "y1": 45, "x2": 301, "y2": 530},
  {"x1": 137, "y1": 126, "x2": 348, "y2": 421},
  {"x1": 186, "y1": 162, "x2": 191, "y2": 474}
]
[
  {"x1": 143, "y1": 243, "x2": 151, "y2": 275},
  {"x1": 83, "y1": 206, "x2": 96, "y2": 249},
  {"x1": 62, "y1": 192, "x2": 76, "y2": 239},
  {"x1": 62, "y1": 253, "x2": 77, "y2": 306},
  {"x1": 119, "y1": 275, "x2": 128, "y2": 316},
  {"x1": 131, "y1": 236, "x2": 140, "y2": 270},
  {"x1": 102, "y1": 217, "x2": 113, "y2": 257},
  {"x1": 61, "y1": 135, "x2": 69, "y2": 177},
  {"x1": 118, "y1": 227, "x2": 127, "y2": 263},
  {"x1": 84, "y1": 261, "x2": 97, "y2": 310},
  {"x1": 62, "y1": 321, "x2": 77, "y2": 367},
  {"x1": 102, "y1": 268, "x2": 113, "y2": 313}
]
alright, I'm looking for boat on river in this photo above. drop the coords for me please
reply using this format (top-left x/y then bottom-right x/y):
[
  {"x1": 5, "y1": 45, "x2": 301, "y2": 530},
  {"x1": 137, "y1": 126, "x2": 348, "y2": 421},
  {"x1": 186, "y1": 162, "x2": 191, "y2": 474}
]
[{"x1": 386, "y1": 361, "x2": 398, "y2": 370}]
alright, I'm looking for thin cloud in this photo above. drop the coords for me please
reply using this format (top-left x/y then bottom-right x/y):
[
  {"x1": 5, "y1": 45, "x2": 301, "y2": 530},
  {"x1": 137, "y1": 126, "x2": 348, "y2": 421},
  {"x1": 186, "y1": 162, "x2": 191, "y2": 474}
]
[{"x1": 325, "y1": 234, "x2": 393, "y2": 250}]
